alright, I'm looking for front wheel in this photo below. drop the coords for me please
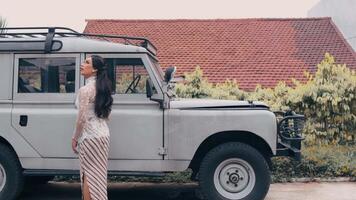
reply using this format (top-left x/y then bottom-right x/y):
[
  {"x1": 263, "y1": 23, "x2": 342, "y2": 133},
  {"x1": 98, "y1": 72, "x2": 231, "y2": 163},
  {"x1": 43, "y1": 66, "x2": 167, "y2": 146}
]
[{"x1": 198, "y1": 142, "x2": 270, "y2": 200}]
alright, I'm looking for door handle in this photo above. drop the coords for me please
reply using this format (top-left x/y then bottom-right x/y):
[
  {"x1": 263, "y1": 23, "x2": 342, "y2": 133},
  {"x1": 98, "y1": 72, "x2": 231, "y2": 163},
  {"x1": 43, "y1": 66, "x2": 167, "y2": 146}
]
[{"x1": 19, "y1": 115, "x2": 28, "y2": 127}]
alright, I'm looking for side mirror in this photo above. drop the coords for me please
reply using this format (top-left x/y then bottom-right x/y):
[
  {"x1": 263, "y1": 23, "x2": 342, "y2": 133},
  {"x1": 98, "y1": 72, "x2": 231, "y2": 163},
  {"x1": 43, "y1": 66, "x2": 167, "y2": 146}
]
[
  {"x1": 146, "y1": 78, "x2": 153, "y2": 98},
  {"x1": 164, "y1": 66, "x2": 176, "y2": 83}
]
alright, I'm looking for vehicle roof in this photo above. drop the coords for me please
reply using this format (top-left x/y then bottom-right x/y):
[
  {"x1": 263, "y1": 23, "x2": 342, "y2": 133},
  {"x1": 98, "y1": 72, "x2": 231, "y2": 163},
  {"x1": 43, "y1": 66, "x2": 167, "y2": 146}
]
[{"x1": 0, "y1": 36, "x2": 149, "y2": 53}]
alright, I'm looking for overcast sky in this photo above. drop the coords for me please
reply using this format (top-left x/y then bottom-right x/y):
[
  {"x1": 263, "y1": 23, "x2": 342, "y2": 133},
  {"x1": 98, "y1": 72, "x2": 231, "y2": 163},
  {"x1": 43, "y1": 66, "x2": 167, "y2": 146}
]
[{"x1": 1, "y1": 0, "x2": 320, "y2": 32}]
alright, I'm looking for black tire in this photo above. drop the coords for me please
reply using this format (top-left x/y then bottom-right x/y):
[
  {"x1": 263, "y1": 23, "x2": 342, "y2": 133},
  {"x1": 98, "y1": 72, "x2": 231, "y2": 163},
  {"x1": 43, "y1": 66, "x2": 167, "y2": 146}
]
[
  {"x1": 198, "y1": 142, "x2": 270, "y2": 200},
  {"x1": 0, "y1": 144, "x2": 24, "y2": 200}
]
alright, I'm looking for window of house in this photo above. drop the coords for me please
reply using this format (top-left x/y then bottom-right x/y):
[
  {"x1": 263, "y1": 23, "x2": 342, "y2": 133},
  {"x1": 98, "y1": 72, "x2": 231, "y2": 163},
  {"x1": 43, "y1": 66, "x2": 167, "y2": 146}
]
[
  {"x1": 18, "y1": 57, "x2": 76, "y2": 93},
  {"x1": 105, "y1": 58, "x2": 155, "y2": 94}
]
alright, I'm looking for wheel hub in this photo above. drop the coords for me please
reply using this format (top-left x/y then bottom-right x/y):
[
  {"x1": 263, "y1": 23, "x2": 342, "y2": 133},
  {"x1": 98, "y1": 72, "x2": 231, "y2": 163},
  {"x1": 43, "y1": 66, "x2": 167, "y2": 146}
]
[
  {"x1": 228, "y1": 172, "x2": 241, "y2": 184},
  {"x1": 214, "y1": 158, "x2": 256, "y2": 199},
  {"x1": 219, "y1": 164, "x2": 249, "y2": 193},
  {"x1": 0, "y1": 163, "x2": 6, "y2": 192}
]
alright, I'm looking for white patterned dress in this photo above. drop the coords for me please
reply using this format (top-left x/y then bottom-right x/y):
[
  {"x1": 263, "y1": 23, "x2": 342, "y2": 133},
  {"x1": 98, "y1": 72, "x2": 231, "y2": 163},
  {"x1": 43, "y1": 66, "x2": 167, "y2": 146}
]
[{"x1": 73, "y1": 75, "x2": 110, "y2": 200}]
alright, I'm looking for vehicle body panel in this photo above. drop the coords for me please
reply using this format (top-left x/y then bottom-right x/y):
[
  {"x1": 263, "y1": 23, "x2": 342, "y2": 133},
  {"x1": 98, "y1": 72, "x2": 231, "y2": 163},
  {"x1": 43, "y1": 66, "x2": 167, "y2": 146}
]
[{"x1": 166, "y1": 101, "x2": 277, "y2": 160}]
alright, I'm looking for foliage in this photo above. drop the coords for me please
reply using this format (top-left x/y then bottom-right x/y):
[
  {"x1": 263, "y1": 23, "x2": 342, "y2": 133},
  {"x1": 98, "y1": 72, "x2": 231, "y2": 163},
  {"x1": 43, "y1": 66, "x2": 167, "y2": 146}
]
[
  {"x1": 175, "y1": 66, "x2": 248, "y2": 100},
  {"x1": 248, "y1": 81, "x2": 291, "y2": 111},
  {"x1": 116, "y1": 73, "x2": 148, "y2": 94},
  {"x1": 288, "y1": 53, "x2": 356, "y2": 145},
  {"x1": 174, "y1": 53, "x2": 356, "y2": 145},
  {"x1": 175, "y1": 66, "x2": 213, "y2": 98},
  {"x1": 211, "y1": 79, "x2": 248, "y2": 100},
  {"x1": 0, "y1": 16, "x2": 6, "y2": 33},
  {"x1": 271, "y1": 145, "x2": 356, "y2": 182}
]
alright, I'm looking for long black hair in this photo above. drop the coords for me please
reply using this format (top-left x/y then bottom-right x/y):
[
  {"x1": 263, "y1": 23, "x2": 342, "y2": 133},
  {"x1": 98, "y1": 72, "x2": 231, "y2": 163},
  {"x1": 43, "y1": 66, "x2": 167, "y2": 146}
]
[{"x1": 91, "y1": 55, "x2": 113, "y2": 119}]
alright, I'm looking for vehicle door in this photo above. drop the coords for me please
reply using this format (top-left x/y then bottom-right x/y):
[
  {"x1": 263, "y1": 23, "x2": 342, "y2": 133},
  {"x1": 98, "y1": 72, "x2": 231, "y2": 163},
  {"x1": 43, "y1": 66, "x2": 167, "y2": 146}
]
[
  {"x1": 11, "y1": 54, "x2": 81, "y2": 158},
  {"x1": 89, "y1": 53, "x2": 164, "y2": 160}
]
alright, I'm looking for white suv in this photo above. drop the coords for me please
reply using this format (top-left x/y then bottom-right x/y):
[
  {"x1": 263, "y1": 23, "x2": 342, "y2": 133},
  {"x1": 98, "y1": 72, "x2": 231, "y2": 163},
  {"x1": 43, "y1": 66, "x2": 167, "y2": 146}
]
[{"x1": 0, "y1": 27, "x2": 304, "y2": 200}]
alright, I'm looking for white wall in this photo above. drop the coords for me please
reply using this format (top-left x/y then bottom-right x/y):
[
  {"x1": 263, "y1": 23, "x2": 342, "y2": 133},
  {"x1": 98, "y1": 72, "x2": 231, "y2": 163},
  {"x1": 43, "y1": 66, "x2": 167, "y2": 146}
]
[{"x1": 308, "y1": 0, "x2": 356, "y2": 51}]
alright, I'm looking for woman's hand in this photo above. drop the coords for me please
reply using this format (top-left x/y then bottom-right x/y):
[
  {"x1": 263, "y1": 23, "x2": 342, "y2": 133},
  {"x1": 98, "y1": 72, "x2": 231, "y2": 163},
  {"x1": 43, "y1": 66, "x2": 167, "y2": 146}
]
[{"x1": 72, "y1": 138, "x2": 78, "y2": 154}]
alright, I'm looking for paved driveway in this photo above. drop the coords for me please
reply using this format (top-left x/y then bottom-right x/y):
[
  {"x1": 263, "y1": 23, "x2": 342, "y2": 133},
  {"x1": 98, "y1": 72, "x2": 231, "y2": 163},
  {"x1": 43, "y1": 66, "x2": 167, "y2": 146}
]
[{"x1": 19, "y1": 182, "x2": 356, "y2": 200}]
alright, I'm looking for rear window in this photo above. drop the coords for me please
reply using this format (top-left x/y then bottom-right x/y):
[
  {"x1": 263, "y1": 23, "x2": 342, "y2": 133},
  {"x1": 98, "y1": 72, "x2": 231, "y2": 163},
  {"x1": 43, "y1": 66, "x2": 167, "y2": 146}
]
[{"x1": 18, "y1": 57, "x2": 76, "y2": 93}]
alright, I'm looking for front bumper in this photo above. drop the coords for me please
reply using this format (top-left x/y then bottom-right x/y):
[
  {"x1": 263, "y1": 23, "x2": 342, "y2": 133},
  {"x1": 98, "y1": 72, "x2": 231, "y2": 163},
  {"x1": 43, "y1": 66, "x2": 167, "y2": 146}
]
[
  {"x1": 276, "y1": 140, "x2": 302, "y2": 161},
  {"x1": 274, "y1": 111, "x2": 305, "y2": 161}
]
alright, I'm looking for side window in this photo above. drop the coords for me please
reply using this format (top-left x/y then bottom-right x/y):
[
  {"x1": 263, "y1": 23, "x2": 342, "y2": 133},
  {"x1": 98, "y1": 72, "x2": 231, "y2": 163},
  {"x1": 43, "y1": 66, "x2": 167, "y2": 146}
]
[
  {"x1": 105, "y1": 58, "x2": 156, "y2": 94},
  {"x1": 18, "y1": 57, "x2": 76, "y2": 93}
]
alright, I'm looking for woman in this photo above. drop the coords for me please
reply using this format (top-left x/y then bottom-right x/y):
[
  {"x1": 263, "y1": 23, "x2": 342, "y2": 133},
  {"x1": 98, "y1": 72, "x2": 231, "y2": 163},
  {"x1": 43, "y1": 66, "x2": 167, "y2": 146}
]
[{"x1": 71, "y1": 55, "x2": 113, "y2": 200}]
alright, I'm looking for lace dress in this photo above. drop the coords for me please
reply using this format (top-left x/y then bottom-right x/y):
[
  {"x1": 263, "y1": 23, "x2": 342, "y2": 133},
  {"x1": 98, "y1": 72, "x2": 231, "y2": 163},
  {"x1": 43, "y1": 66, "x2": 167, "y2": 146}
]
[
  {"x1": 73, "y1": 76, "x2": 110, "y2": 144},
  {"x1": 73, "y1": 75, "x2": 110, "y2": 200}
]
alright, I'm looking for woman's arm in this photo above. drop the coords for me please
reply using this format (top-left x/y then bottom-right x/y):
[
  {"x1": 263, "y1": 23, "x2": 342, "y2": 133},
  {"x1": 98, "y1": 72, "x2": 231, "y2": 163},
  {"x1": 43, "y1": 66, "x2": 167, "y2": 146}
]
[{"x1": 72, "y1": 87, "x2": 91, "y2": 142}]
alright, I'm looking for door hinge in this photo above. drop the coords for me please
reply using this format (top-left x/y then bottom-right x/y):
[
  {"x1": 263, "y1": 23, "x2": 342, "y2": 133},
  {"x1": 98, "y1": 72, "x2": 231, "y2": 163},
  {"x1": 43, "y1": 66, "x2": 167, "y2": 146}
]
[{"x1": 158, "y1": 147, "x2": 167, "y2": 156}]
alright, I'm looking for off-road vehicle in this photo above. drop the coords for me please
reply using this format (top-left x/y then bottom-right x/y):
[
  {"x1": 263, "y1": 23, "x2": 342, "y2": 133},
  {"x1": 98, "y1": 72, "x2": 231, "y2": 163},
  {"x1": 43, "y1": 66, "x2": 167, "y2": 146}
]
[{"x1": 0, "y1": 27, "x2": 304, "y2": 200}]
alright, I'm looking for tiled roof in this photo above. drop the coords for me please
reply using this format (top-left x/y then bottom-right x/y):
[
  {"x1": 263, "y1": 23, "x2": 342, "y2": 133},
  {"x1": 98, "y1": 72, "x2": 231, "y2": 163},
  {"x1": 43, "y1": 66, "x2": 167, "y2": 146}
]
[{"x1": 84, "y1": 18, "x2": 356, "y2": 91}]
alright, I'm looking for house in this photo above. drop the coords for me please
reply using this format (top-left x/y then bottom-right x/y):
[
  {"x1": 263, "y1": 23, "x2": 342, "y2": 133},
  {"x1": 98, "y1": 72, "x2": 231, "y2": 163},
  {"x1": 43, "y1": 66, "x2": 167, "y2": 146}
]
[
  {"x1": 308, "y1": 0, "x2": 356, "y2": 51},
  {"x1": 84, "y1": 18, "x2": 356, "y2": 91}
]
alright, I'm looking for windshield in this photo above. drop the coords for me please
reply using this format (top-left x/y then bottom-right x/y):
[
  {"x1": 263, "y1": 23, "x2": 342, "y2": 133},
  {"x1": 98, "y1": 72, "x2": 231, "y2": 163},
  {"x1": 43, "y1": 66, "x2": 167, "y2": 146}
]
[{"x1": 149, "y1": 56, "x2": 164, "y2": 82}]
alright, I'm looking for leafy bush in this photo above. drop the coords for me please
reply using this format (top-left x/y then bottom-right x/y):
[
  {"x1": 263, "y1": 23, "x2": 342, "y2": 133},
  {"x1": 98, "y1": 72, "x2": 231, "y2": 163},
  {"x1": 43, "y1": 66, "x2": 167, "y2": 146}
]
[
  {"x1": 248, "y1": 82, "x2": 291, "y2": 111},
  {"x1": 288, "y1": 54, "x2": 356, "y2": 145},
  {"x1": 271, "y1": 145, "x2": 356, "y2": 182},
  {"x1": 116, "y1": 72, "x2": 148, "y2": 94},
  {"x1": 175, "y1": 66, "x2": 213, "y2": 98},
  {"x1": 0, "y1": 16, "x2": 6, "y2": 32},
  {"x1": 175, "y1": 53, "x2": 356, "y2": 145}
]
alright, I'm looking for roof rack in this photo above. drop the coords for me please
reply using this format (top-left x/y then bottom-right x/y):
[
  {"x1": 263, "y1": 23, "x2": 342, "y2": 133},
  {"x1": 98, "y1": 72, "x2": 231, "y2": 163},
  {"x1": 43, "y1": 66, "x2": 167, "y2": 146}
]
[{"x1": 0, "y1": 27, "x2": 157, "y2": 55}]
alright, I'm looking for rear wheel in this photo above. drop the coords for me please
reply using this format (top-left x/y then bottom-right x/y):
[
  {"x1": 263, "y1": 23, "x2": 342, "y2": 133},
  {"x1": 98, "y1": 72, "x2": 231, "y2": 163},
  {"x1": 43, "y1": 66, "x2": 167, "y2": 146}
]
[
  {"x1": 0, "y1": 144, "x2": 24, "y2": 200},
  {"x1": 198, "y1": 142, "x2": 270, "y2": 200}
]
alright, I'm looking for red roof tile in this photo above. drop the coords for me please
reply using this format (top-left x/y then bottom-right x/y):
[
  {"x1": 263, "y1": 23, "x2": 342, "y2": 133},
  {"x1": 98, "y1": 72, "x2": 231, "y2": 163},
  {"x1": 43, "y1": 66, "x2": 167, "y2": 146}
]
[{"x1": 84, "y1": 18, "x2": 356, "y2": 91}]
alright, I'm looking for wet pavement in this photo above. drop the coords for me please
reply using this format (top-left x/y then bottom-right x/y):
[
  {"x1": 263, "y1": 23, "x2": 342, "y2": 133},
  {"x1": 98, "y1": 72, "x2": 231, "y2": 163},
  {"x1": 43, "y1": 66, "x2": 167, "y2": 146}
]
[{"x1": 19, "y1": 181, "x2": 356, "y2": 200}]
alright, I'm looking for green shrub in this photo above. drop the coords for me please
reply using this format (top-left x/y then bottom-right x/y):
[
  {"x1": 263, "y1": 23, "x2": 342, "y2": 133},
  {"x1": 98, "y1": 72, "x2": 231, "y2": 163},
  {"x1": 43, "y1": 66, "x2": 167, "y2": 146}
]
[
  {"x1": 211, "y1": 79, "x2": 248, "y2": 100},
  {"x1": 175, "y1": 66, "x2": 213, "y2": 98},
  {"x1": 175, "y1": 53, "x2": 356, "y2": 145},
  {"x1": 0, "y1": 16, "x2": 6, "y2": 32},
  {"x1": 288, "y1": 54, "x2": 356, "y2": 145},
  {"x1": 248, "y1": 82, "x2": 291, "y2": 111},
  {"x1": 271, "y1": 145, "x2": 356, "y2": 182}
]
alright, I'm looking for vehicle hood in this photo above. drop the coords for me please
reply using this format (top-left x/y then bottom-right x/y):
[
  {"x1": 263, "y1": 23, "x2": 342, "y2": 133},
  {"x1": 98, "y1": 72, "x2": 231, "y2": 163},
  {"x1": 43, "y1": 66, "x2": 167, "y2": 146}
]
[{"x1": 169, "y1": 98, "x2": 269, "y2": 109}]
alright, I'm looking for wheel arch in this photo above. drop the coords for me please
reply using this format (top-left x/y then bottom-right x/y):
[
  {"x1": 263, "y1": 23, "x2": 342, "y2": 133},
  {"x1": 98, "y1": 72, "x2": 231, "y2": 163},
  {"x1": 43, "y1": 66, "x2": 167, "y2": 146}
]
[{"x1": 189, "y1": 131, "x2": 273, "y2": 178}]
